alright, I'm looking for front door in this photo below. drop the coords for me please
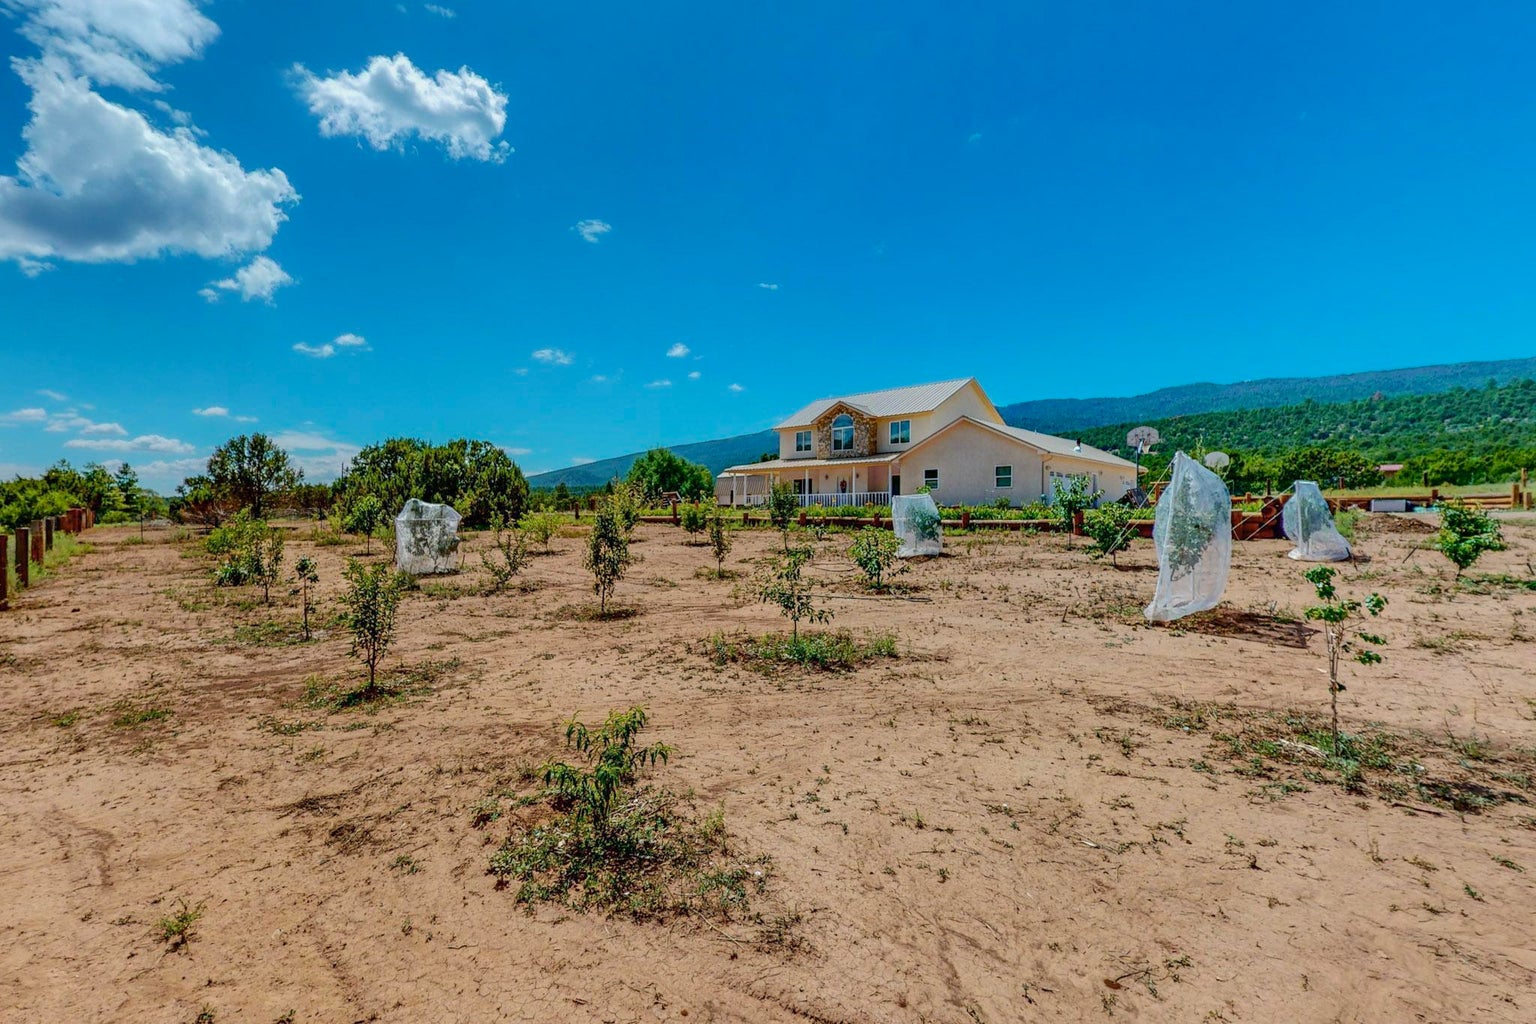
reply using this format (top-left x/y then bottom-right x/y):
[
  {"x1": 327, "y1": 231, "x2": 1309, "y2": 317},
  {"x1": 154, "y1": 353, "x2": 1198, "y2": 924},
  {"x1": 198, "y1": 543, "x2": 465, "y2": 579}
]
[{"x1": 891, "y1": 474, "x2": 901, "y2": 496}]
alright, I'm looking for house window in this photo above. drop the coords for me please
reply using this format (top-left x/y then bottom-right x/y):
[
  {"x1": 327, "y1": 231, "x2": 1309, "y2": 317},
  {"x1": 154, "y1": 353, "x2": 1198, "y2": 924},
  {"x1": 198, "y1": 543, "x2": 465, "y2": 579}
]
[
  {"x1": 792, "y1": 478, "x2": 806, "y2": 495},
  {"x1": 995, "y1": 465, "x2": 1013, "y2": 488},
  {"x1": 923, "y1": 469, "x2": 939, "y2": 491},
  {"x1": 889, "y1": 419, "x2": 910, "y2": 445},
  {"x1": 794, "y1": 430, "x2": 812, "y2": 453},
  {"x1": 831, "y1": 414, "x2": 854, "y2": 452}
]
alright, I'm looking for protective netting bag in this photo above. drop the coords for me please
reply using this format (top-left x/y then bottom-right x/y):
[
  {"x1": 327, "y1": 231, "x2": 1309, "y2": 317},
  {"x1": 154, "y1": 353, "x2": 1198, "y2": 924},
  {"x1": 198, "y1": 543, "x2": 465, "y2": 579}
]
[
  {"x1": 1282, "y1": 481, "x2": 1351, "y2": 561},
  {"x1": 395, "y1": 499, "x2": 462, "y2": 575},
  {"x1": 891, "y1": 494, "x2": 942, "y2": 557},
  {"x1": 1145, "y1": 452, "x2": 1232, "y2": 622}
]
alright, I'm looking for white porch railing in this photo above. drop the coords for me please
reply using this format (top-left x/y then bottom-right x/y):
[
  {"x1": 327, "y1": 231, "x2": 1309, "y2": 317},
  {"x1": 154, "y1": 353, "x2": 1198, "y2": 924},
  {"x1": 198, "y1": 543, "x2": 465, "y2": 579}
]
[{"x1": 733, "y1": 490, "x2": 890, "y2": 508}]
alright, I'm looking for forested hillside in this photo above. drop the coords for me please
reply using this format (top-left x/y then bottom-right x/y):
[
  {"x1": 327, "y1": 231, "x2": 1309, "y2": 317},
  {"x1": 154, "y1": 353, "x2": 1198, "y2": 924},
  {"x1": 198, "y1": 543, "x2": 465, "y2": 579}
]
[{"x1": 1078, "y1": 378, "x2": 1536, "y2": 486}]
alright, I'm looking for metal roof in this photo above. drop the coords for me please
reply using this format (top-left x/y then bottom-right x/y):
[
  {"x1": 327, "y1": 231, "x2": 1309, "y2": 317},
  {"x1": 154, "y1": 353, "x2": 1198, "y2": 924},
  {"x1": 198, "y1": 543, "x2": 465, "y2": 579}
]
[
  {"x1": 774, "y1": 378, "x2": 977, "y2": 429},
  {"x1": 996, "y1": 425, "x2": 1136, "y2": 468}
]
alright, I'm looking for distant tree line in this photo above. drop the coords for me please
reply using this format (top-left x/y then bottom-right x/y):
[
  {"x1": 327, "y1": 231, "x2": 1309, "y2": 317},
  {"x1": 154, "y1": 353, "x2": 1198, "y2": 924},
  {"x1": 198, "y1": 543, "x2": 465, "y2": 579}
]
[
  {"x1": 1083, "y1": 378, "x2": 1536, "y2": 489},
  {"x1": 1, "y1": 460, "x2": 166, "y2": 530}
]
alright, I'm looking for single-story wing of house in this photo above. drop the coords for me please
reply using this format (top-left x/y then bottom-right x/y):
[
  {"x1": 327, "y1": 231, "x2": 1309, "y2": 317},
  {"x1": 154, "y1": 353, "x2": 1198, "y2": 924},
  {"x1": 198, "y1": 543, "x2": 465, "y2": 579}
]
[{"x1": 716, "y1": 377, "x2": 1139, "y2": 508}]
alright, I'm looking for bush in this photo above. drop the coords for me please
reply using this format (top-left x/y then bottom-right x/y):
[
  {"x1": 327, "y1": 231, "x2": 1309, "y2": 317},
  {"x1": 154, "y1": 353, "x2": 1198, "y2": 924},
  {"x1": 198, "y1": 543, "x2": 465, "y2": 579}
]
[
  {"x1": 1435, "y1": 500, "x2": 1504, "y2": 575},
  {"x1": 343, "y1": 494, "x2": 386, "y2": 554},
  {"x1": 1051, "y1": 475, "x2": 1102, "y2": 544},
  {"x1": 488, "y1": 710, "x2": 755, "y2": 918},
  {"x1": 584, "y1": 492, "x2": 635, "y2": 614},
  {"x1": 706, "y1": 629, "x2": 897, "y2": 670},
  {"x1": 758, "y1": 546, "x2": 826, "y2": 638},
  {"x1": 519, "y1": 511, "x2": 562, "y2": 553},
  {"x1": 768, "y1": 482, "x2": 799, "y2": 549},
  {"x1": 680, "y1": 502, "x2": 708, "y2": 542},
  {"x1": 340, "y1": 559, "x2": 408, "y2": 692},
  {"x1": 1082, "y1": 503, "x2": 1134, "y2": 564},
  {"x1": 848, "y1": 527, "x2": 901, "y2": 589},
  {"x1": 481, "y1": 515, "x2": 532, "y2": 592}
]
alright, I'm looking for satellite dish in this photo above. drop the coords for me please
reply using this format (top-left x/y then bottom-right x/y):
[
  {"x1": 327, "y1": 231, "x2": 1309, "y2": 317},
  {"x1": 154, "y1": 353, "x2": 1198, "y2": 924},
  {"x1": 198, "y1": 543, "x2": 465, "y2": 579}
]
[
  {"x1": 1204, "y1": 451, "x2": 1231, "y2": 470},
  {"x1": 1126, "y1": 426, "x2": 1160, "y2": 453}
]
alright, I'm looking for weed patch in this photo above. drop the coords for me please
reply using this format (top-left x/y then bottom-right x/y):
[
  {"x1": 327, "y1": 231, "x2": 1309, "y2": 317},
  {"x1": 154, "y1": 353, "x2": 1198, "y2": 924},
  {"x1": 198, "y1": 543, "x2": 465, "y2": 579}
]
[{"x1": 704, "y1": 629, "x2": 897, "y2": 671}]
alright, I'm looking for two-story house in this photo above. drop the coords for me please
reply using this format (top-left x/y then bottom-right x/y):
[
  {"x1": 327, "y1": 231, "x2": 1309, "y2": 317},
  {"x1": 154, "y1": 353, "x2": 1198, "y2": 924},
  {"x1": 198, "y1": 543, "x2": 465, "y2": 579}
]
[{"x1": 716, "y1": 378, "x2": 1138, "y2": 507}]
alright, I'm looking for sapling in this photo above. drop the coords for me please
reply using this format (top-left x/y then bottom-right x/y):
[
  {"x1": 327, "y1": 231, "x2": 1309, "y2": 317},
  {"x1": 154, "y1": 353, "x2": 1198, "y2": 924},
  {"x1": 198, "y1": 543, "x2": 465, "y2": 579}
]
[
  {"x1": 1434, "y1": 500, "x2": 1504, "y2": 577},
  {"x1": 848, "y1": 527, "x2": 902, "y2": 589},
  {"x1": 292, "y1": 556, "x2": 318, "y2": 640},
  {"x1": 584, "y1": 492, "x2": 634, "y2": 615},
  {"x1": 707, "y1": 502, "x2": 733, "y2": 577},
  {"x1": 759, "y1": 546, "x2": 828, "y2": 639},
  {"x1": 519, "y1": 511, "x2": 562, "y2": 553},
  {"x1": 1082, "y1": 503, "x2": 1134, "y2": 565},
  {"x1": 541, "y1": 706, "x2": 673, "y2": 830},
  {"x1": 1303, "y1": 566, "x2": 1387, "y2": 753},
  {"x1": 344, "y1": 494, "x2": 385, "y2": 554},
  {"x1": 481, "y1": 515, "x2": 532, "y2": 592},
  {"x1": 251, "y1": 527, "x2": 285, "y2": 605},
  {"x1": 768, "y1": 482, "x2": 800, "y2": 551},
  {"x1": 340, "y1": 558, "x2": 408, "y2": 694},
  {"x1": 1051, "y1": 475, "x2": 1102, "y2": 548},
  {"x1": 680, "y1": 502, "x2": 708, "y2": 543}
]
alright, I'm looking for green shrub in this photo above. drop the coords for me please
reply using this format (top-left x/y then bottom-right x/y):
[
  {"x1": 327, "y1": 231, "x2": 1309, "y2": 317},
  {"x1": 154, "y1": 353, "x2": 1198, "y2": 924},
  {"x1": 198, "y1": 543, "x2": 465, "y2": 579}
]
[
  {"x1": 481, "y1": 515, "x2": 532, "y2": 592},
  {"x1": 584, "y1": 492, "x2": 634, "y2": 614},
  {"x1": 1082, "y1": 503, "x2": 1134, "y2": 564},
  {"x1": 519, "y1": 511, "x2": 562, "y2": 553},
  {"x1": 758, "y1": 546, "x2": 826, "y2": 638},
  {"x1": 707, "y1": 502, "x2": 733, "y2": 576},
  {"x1": 680, "y1": 502, "x2": 708, "y2": 542},
  {"x1": 340, "y1": 559, "x2": 408, "y2": 693},
  {"x1": 1435, "y1": 500, "x2": 1504, "y2": 575},
  {"x1": 848, "y1": 527, "x2": 901, "y2": 588}
]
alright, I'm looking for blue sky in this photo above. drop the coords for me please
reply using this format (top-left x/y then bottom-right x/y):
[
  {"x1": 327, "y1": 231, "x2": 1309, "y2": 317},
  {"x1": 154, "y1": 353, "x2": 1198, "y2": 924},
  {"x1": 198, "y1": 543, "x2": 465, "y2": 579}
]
[{"x1": 3, "y1": 1, "x2": 1535, "y2": 489}]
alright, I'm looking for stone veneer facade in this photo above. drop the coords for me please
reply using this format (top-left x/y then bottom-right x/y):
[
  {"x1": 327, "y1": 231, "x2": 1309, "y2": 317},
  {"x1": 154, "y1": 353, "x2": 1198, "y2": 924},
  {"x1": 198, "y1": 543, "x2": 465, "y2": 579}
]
[{"x1": 811, "y1": 403, "x2": 876, "y2": 459}]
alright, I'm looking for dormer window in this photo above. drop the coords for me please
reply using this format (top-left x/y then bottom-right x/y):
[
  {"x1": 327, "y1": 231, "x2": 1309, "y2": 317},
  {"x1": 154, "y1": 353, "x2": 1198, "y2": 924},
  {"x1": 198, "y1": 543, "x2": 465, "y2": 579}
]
[{"x1": 831, "y1": 414, "x2": 854, "y2": 452}]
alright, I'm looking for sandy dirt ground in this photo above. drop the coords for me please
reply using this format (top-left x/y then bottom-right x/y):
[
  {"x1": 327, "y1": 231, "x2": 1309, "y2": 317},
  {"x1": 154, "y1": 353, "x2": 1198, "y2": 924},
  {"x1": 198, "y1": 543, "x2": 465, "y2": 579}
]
[{"x1": 2, "y1": 513, "x2": 1535, "y2": 1024}]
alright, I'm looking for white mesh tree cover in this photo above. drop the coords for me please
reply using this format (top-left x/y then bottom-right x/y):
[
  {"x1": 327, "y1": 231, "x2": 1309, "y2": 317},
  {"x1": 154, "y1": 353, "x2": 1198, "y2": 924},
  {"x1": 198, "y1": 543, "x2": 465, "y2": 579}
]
[
  {"x1": 892, "y1": 493, "x2": 942, "y2": 557},
  {"x1": 1145, "y1": 452, "x2": 1232, "y2": 622},
  {"x1": 1282, "y1": 481, "x2": 1351, "y2": 561},
  {"x1": 395, "y1": 499, "x2": 462, "y2": 575}
]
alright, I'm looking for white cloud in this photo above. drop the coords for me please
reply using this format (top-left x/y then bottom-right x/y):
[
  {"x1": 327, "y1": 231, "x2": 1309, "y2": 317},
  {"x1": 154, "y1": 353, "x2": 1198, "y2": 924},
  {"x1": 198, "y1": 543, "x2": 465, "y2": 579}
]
[
  {"x1": 423, "y1": 3, "x2": 456, "y2": 16},
  {"x1": 78, "y1": 421, "x2": 125, "y2": 435},
  {"x1": 268, "y1": 429, "x2": 360, "y2": 481},
  {"x1": 513, "y1": 367, "x2": 528, "y2": 376},
  {"x1": 133, "y1": 455, "x2": 205, "y2": 483},
  {"x1": 570, "y1": 456, "x2": 595, "y2": 466},
  {"x1": 293, "y1": 342, "x2": 335, "y2": 359},
  {"x1": 37, "y1": 388, "x2": 67, "y2": 401},
  {"x1": 531, "y1": 347, "x2": 573, "y2": 366},
  {"x1": 757, "y1": 282, "x2": 779, "y2": 291},
  {"x1": 572, "y1": 218, "x2": 610, "y2": 243},
  {"x1": 728, "y1": 383, "x2": 744, "y2": 393},
  {"x1": 64, "y1": 433, "x2": 195, "y2": 454},
  {"x1": 334, "y1": 332, "x2": 367, "y2": 348},
  {"x1": 293, "y1": 53, "x2": 511, "y2": 163},
  {"x1": 645, "y1": 379, "x2": 671, "y2": 389},
  {"x1": 201, "y1": 255, "x2": 293, "y2": 303},
  {"x1": 292, "y1": 333, "x2": 367, "y2": 359},
  {"x1": 687, "y1": 371, "x2": 701, "y2": 380},
  {"x1": 666, "y1": 342, "x2": 690, "y2": 358},
  {"x1": 192, "y1": 405, "x2": 228, "y2": 417},
  {"x1": 500, "y1": 445, "x2": 531, "y2": 456},
  {"x1": 2, "y1": 407, "x2": 49, "y2": 424},
  {"x1": 0, "y1": 5, "x2": 298, "y2": 269}
]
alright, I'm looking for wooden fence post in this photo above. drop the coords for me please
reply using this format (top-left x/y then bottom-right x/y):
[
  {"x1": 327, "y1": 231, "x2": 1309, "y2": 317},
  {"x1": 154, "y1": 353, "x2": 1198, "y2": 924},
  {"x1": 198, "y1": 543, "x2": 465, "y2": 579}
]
[
  {"x1": 15, "y1": 527, "x2": 29, "y2": 588},
  {"x1": 1070, "y1": 510, "x2": 1083, "y2": 536},
  {"x1": 30, "y1": 521, "x2": 45, "y2": 565},
  {"x1": 961, "y1": 510, "x2": 971, "y2": 529},
  {"x1": 671, "y1": 500, "x2": 679, "y2": 526},
  {"x1": 0, "y1": 534, "x2": 7, "y2": 609},
  {"x1": 44, "y1": 517, "x2": 54, "y2": 551},
  {"x1": 798, "y1": 510, "x2": 806, "y2": 526}
]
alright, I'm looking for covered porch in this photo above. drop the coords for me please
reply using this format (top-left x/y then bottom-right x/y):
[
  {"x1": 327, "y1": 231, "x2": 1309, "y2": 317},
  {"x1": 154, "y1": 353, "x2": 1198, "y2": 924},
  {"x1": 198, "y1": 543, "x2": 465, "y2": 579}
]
[{"x1": 718, "y1": 455, "x2": 901, "y2": 508}]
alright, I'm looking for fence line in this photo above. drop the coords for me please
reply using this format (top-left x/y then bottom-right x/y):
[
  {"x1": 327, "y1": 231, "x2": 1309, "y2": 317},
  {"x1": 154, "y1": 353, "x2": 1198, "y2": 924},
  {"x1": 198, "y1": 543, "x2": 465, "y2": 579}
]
[{"x1": 3, "y1": 506, "x2": 93, "y2": 610}]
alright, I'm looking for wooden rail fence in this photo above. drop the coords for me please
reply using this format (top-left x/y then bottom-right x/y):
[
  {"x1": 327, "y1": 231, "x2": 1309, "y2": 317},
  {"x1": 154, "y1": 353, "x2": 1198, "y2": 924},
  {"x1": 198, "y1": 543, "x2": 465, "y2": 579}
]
[{"x1": 2, "y1": 506, "x2": 93, "y2": 610}]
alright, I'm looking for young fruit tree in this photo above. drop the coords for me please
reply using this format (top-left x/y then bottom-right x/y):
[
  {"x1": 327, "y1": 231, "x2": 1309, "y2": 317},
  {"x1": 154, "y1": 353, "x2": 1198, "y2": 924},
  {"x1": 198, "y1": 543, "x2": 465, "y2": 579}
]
[
  {"x1": 1434, "y1": 500, "x2": 1504, "y2": 577},
  {"x1": 1052, "y1": 474, "x2": 1102, "y2": 548},
  {"x1": 519, "y1": 511, "x2": 562, "y2": 553},
  {"x1": 759, "y1": 546, "x2": 828, "y2": 639},
  {"x1": 292, "y1": 556, "x2": 319, "y2": 641},
  {"x1": 1082, "y1": 503, "x2": 1134, "y2": 565},
  {"x1": 1302, "y1": 566, "x2": 1387, "y2": 752},
  {"x1": 481, "y1": 515, "x2": 532, "y2": 592},
  {"x1": 707, "y1": 502, "x2": 733, "y2": 577},
  {"x1": 680, "y1": 502, "x2": 708, "y2": 543},
  {"x1": 251, "y1": 527, "x2": 285, "y2": 605},
  {"x1": 768, "y1": 481, "x2": 800, "y2": 551},
  {"x1": 584, "y1": 493, "x2": 634, "y2": 615},
  {"x1": 340, "y1": 559, "x2": 408, "y2": 695},
  {"x1": 848, "y1": 527, "x2": 902, "y2": 589},
  {"x1": 344, "y1": 494, "x2": 385, "y2": 554},
  {"x1": 542, "y1": 706, "x2": 673, "y2": 829}
]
